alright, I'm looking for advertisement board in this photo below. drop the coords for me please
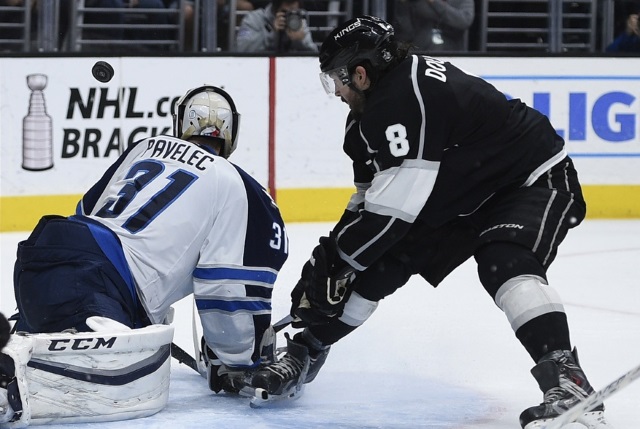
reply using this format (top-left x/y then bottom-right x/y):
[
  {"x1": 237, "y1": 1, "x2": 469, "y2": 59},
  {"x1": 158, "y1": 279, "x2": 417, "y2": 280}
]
[{"x1": 1, "y1": 56, "x2": 639, "y2": 230}]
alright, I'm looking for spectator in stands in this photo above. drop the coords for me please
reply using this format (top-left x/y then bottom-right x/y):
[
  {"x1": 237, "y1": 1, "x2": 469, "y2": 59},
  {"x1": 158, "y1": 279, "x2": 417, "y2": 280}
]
[
  {"x1": 0, "y1": 0, "x2": 71, "y2": 52},
  {"x1": 83, "y1": 0, "x2": 170, "y2": 53},
  {"x1": 216, "y1": 0, "x2": 257, "y2": 51},
  {"x1": 165, "y1": 0, "x2": 258, "y2": 52},
  {"x1": 83, "y1": 0, "x2": 125, "y2": 47},
  {"x1": 127, "y1": 0, "x2": 171, "y2": 50},
  {"x1": 165, "y1": 0, "x2": 196, "y2": 51},
  {"x1": 392, "y1": 0, "x2": 474, "y2": 52},
  {"x1": 236, "y1": 0, "x2": 317, "y2": 53},
  {"x1": 606, "y1": 7, "x2": 640, "y2": 53}
]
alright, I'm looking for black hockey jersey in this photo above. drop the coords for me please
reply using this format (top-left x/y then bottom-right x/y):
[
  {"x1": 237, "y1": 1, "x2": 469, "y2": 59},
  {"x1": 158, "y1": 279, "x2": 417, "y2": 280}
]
[{"x1": 335, "y1": 55, "x2": 567, "y2": 272}]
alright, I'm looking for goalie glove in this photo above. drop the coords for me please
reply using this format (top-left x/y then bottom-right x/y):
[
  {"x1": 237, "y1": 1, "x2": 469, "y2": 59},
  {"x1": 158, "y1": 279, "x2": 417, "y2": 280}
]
[{"x1": 290, "y1": 236, "x2": 356, "y2": 327}]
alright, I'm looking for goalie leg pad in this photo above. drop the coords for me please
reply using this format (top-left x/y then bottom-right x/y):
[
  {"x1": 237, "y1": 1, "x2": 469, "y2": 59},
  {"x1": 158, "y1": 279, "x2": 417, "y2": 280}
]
[{"x1": 1, "y1": 324, "x2": 173, "y2": 427}]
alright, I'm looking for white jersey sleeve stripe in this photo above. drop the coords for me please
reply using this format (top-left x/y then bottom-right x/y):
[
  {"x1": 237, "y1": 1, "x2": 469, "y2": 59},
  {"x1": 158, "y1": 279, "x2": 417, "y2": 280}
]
[
  {"x1": 410, "y1": 54, "x2": 428, "y2": 160},
  {"x1": 365, "y1": 159, "x2": 440, "y2": 220}
]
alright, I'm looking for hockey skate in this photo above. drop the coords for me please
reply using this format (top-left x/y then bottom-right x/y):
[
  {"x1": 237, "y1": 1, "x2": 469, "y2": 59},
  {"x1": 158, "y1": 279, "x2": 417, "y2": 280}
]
[
  {"x1": 202, "y1": 326, "x2": 279, "y2": 397},
  {"x1": 202, "y1": 343, "x2": 255, "y2": 394},
  {"x1": 209, "y1": 363, "x2": 257, "y2": 394},
  {"x1": 248, "y1": 332, "x2": 330, "y2": 407},
  {"x1": 520, "y1": 349, "x2": 612, "y2": 429}
]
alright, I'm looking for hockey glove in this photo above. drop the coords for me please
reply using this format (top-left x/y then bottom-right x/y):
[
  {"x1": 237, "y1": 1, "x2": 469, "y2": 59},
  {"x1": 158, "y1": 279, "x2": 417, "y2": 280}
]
[{"x1": 290, "y1": 236, "x2": 356, "y2": 327}]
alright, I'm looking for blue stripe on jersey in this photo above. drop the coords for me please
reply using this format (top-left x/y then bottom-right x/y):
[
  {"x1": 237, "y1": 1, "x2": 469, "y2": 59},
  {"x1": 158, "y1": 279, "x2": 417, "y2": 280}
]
[
  {"x1": 193, "y1": 267, "x2": 277, "y2": 285},
  {"x1": 195, "y1": 299, "x2": 272, "y2": 312}
]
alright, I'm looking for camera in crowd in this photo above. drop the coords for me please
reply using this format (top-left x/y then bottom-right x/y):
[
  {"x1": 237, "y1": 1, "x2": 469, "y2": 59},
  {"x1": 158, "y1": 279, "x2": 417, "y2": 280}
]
[{"x1": 285, "y1": 10, "x2": 307, "y2": 32}]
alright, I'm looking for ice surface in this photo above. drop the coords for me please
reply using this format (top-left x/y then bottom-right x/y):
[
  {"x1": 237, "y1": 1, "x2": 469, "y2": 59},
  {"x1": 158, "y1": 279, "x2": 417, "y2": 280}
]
[{"x1": 2, "y1": 220, "x2": 639, "y2": 428}]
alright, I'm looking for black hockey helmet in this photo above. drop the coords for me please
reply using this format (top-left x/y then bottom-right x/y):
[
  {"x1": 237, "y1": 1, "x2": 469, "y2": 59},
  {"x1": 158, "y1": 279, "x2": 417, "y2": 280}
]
[{"x1": 319, "y1": 15, "x2": 396, "y2": 94}]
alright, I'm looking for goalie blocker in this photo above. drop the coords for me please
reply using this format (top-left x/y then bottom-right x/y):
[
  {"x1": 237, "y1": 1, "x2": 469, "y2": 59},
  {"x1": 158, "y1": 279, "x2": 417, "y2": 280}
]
[{"x1": 0, "y1": 321, "x2": 173, "y2": 427}]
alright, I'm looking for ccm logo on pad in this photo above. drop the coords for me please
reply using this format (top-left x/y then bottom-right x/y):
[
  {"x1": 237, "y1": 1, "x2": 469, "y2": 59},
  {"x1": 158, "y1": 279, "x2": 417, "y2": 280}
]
[{"x1": 48, "y1": 337, "x2": 116, "y2": 351}]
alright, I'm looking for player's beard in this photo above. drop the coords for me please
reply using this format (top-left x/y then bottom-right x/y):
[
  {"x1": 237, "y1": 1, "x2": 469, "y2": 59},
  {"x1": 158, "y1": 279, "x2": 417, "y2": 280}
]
[{"x1": 344, "y1": 89, "x2": 367, "y2": 120}]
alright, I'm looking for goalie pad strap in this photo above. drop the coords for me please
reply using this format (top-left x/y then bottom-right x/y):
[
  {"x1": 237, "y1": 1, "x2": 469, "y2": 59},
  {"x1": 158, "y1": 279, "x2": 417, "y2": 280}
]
[{"x1": 6, "y1": 379, "x2": 23, "y2": 423}]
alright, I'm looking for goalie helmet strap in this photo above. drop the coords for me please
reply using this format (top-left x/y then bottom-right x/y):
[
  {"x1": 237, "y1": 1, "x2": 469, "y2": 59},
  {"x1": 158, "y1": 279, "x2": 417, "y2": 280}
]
[{"x1": 6, "y1": 379, "x2": 23, "y2": 422}]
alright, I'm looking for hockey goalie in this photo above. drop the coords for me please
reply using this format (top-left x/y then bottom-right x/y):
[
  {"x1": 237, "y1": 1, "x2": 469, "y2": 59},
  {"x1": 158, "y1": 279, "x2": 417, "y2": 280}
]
[{"x1": 1, "y1": 83, "x2": 289, "y2": 425}]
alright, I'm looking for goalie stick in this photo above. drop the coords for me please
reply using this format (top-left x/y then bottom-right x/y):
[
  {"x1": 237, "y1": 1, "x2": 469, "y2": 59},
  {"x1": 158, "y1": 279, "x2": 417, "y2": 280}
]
[
  {"x1": 542, "y1": 362, "x2": 640, "y2": 429},
  {"x1": 170, "y1": 342, "x2": 201, "y2": 374}
]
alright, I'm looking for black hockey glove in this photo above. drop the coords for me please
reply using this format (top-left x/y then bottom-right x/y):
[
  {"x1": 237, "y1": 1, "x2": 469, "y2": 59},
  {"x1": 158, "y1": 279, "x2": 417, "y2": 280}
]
[{"x1": 290, "y1": 236, "x2": 356, "y2": 327}]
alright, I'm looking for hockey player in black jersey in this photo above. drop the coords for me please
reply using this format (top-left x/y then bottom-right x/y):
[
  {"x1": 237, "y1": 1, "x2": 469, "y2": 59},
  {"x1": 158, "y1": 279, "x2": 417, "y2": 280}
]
[{"x1": 251, "y1": 15, "x2": 612, "y2": 428}]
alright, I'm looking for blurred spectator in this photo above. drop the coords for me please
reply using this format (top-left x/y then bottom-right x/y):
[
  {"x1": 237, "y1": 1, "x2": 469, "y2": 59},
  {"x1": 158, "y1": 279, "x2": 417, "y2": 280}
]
[
  {"x1": 165, "y1": 0, "x2": 195, "y2": 51},
  {"x1": 217, "y1": 0, "x2": 256, "y2": 51},
  {"x1": 166, "y1": 0, "x2": 257, "y2": 52},
  {"x1": 0, "y1": 0, "x2": 70, "y2": 52},
  {"x1": 236, "y1": 0, "x2": 317, "y2": 53},
  {"x1": 300, "y1": 0, "x2": 357, "y2": 50},
  {"x1": 83, "y1": 0, "x2": 125, "y2": 47},
  {"x1": 392, "y1": 0, "x2": 475, "y2": 52},
  {"x1": 125, "y1": 0, "x2": 172, "y2": 50},
  {"x1": 82, "y1": 0, "x2": 171, "y2": 53},
  {"x1": 606, "y1": 7, "x2": 640, "y2": 53}
]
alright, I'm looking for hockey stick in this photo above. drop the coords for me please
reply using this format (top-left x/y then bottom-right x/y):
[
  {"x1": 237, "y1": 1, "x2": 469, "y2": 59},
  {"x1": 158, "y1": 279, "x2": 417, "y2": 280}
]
[
  {"x1": 171, "y1": 314, "x2": 294, "y2": 374},
  {"x1": 170, "y1": 342, "x2": 201, "y2": 373},
  {"x1": 272, "y1": 314, "x2": 294, "y2": 332},
  {"x1": 543, "y1": 362, "x2": 640, "y2": 429}
]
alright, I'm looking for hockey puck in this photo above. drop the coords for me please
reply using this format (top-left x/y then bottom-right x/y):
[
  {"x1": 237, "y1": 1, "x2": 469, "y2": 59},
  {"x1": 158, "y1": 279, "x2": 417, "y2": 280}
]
[{"x1": 92, "y1": 61, "x2": 114, "y2": 83}]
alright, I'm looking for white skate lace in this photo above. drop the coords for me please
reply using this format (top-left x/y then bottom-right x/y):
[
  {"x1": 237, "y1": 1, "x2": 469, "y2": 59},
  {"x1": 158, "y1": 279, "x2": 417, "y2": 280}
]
[
  {"x1": 267, "y1": 354, "x2": 303, "y2": 379},
  {"x1": 544, "y1": 376, "x2": 589, "y2": 407},
  {"x1": 544, "y1": 386, "x2": 569, "y2": 404}
]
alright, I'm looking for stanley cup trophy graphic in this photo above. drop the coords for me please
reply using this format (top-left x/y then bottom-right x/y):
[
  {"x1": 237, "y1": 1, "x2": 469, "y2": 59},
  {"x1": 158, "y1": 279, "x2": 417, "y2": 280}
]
[{"x1": 22, "y1": 74, "x2": 53, "y2": 171}]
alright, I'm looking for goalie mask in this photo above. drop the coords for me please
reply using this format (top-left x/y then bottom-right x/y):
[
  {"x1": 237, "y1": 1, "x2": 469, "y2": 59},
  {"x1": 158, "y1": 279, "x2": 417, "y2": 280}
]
[{"x1": 173, "y1": 85, "x2": 240, "y2": 158}]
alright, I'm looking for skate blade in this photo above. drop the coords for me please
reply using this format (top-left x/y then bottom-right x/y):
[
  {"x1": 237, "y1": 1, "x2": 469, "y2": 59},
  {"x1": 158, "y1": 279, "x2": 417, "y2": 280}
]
[
  {"x1": 239, "y1": 385, "x2": 305, "y2": 408},
  {"x1": 526, "y1": 419, "x2": 583, "y2": 429},
  {"x1": 527, "y1": 411, "x2": 612, "y2": 429}
]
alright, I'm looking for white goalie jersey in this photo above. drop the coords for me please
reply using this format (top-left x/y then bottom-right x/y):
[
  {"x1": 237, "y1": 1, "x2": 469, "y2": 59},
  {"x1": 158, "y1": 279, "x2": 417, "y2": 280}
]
[{"x1": 77, "y1": 135, "x2": 288, "y2": 367}]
